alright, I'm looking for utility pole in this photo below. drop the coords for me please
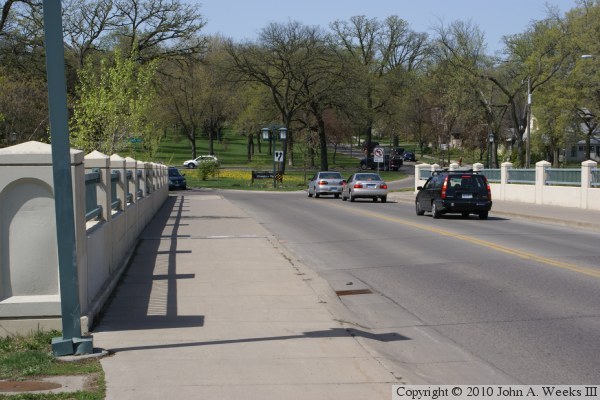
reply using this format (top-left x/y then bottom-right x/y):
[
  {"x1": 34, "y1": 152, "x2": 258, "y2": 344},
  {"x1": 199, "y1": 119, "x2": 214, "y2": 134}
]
[
  {"x1": 525, "y1": 77, "x2": 532, "y2": 168},
  {"x1": 42, "y1": 0, "x2": 93, "y2": 356}
]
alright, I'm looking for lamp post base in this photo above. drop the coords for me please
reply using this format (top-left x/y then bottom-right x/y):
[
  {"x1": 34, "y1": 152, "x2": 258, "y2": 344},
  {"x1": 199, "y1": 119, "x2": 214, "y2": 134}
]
[{"x1": 52, "y1": 336, "x2": 94, "y2": 357}]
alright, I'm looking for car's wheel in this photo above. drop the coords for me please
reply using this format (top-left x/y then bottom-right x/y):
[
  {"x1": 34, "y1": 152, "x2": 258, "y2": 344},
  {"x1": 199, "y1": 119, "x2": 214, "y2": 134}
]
[
  {"x1": 479, "y1": 211, "x2": 489, "y2": 220},
  {"x1": 381, "y1": 196, "x2": 387, "y2": 203},
  {"x1": 334, "y1": 194, "x2": 340, "y2": 199},
  {"x1": 432, "y1": 202, "x2": 441, "y2": 219},
  {"x1": 187, "y1": 164, "x2": 195, "y2": 169},
  {"x1": 416, "y1": 201, "x2": 425, "y2": 215},
  {"x1": 350, "y1": 192, "x2": 355, "y2": 202}
]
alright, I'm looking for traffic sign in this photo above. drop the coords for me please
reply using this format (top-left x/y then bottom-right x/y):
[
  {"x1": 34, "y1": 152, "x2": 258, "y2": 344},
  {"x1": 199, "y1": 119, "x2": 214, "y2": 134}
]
[
  {"x1": 274, "y1": 151, "x2": 284, "y2": 162},
  {"x1": 373, "y1": 147, "x2": 384, "y2": 163}
]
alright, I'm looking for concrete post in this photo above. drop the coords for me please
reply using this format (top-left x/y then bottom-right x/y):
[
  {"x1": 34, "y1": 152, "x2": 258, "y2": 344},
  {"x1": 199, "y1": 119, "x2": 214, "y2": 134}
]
[
  {"x1": 535, "y1": 160, "x2": 551, "y2": 205},
  {"x1": 125, "y1": 157, "x2": 137, "y2": 205},
  {"x1": 415, "y1": 163, "x2": 430, "y2": 191},
  {"x1": 145, "y1": 163, "x2": 154, "y2": 194},
  {"x1": 581, "y1": 160, "x2": 597, "y2": 209},
  {"x1": 84, "y1": 151, "x2": 111, "y2": 222},
  {"x1": 109, "y1": 154, "x2": 126, "y2": 212},
  {"x1": 137, "y1": 161, "x2": 146, "y2": 199},
  {"x1": 500, "y1": 162, "x2": 512, "y2": 201}
]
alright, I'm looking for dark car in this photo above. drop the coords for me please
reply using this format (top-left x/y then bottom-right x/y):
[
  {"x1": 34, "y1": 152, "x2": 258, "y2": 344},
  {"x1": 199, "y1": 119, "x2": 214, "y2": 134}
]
[
  {"x1": 168, "y1": 167, "x2": 187, "y2": 190},
  {"x1": 415, "y1": 170, "x2": 492, "y2": 219},
  {"x1": 390, "y1": 147, "x2": 405, "y2": 157},
  {"x1": 359, "y1": 155, "x2": 403, "y2": 171},
  {"x1": 403, "y1": 152, "x2": 416, "y2": 162}
]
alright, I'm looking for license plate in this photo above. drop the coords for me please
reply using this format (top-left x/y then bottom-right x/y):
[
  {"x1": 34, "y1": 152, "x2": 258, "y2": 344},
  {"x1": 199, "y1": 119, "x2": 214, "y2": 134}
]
[
  {"x1": 462, "y1": 193, "x2": 473, "y2": 199},
  {"x1": 367, "y1": 184, "x2": 377, "y2": 188},
  {"x1": 330, "y1": 187, "x2": 337, "y2": 191}
]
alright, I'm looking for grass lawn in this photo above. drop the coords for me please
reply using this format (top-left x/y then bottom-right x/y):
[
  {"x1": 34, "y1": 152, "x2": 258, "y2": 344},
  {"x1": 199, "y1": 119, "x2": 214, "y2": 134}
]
[
  {"x1": 131, "y1": 130, "x2": 408, "y2": 190},
  {"x1": 0, "y1": 330, "x2": 105, "y2": 399}
]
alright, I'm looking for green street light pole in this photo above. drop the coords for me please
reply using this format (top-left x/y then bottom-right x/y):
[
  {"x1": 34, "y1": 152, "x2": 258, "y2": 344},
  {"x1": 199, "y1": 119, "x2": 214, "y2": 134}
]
[
  {"x1": 42, "y1": 0, "x2": 93, "y2": 356},
  {"x1": 262, "y1": 127, "x2": 287, "y2": 188}
]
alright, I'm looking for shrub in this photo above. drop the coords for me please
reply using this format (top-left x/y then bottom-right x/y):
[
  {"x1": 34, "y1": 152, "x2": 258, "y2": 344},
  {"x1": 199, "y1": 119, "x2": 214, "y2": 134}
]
[{"x1": 198, "y1": 161, "x2": 219, "y2": 180}]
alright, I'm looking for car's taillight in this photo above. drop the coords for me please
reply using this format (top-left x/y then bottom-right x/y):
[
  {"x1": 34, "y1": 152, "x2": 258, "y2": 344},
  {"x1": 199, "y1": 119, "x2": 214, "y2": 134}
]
[
  {"x1": 380, "y1": 183, "x2": 388, "y2": 189},
  {"x1": 441, "y1": 178, "x2": 448, "y2": 199},
  {"x1": 318, "y1": 180, "x2": 328, "y2": 185},
  {"x1": 484, "y1": 177, "x2": 491, "y2": 200},
  {"x1": 354, "y1": 183, "x2": 363, "y2": 188}
]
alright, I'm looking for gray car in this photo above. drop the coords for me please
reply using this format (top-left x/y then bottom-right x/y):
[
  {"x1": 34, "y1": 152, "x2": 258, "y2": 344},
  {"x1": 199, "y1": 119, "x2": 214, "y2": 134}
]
[
  {"x1": 341, "y1": 173, "x2": 388, "y2": 202},
  {"x1": 307, "y1": 171, "x2": 345, "y2": 198}
]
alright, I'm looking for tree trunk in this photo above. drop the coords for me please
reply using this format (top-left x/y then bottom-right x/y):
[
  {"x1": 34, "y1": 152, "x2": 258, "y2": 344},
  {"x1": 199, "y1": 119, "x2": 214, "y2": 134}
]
[
  {"x1": 209, "y1": 127, "x2": 215, "y2": 155},
  {"x1": 317, "y1": 113, "x2": 328, "y2": 171},
  {"x1": 247, "y1": 133, "x2": 254, "y2": 161},
  {"x1": 191, "y1": 125, "x2": 197, "y2": 158}
]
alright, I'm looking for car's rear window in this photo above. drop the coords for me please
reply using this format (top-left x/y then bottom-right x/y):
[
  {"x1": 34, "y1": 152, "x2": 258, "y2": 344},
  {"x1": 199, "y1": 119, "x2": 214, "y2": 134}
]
[
  {"x1": 447, "y1": 175, "x2": 485, "y2": 191},
  {"x1": 320, "y1": 172, "x2": 343, "y2": 179},
  {"x1": 355, "y1": 174, "x2": 381, "y2": 181}
]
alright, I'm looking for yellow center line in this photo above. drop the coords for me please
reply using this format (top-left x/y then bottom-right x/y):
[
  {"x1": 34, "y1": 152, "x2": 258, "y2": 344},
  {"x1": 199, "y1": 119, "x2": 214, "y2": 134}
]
[{"x1": 326, "y1": 201, "x2": 600, "y2": 279}]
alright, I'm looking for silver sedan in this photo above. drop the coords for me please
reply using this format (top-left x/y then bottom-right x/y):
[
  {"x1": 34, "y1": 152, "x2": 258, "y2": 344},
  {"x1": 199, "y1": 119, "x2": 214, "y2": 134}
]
[
  {"x1": 341, "y1": 173, "x2": 388, "y2": 202},
  {"x1": 308, "y1": 171, "x2": 345, "y2": 198}
]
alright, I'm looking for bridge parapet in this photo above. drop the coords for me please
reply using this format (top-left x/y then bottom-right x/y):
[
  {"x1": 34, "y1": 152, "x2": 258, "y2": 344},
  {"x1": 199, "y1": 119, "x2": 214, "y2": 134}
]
[{"x1": 0, "y1": 141, "x2": 168, "y2": 336}]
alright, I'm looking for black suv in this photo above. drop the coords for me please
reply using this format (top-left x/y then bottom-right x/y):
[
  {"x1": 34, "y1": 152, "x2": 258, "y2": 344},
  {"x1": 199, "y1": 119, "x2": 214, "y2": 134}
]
[
  {"x1": 415, "y1": 170, "x2": 492, "y2": 219},
  {"x1": 168, "y1": 167, "x2": 187, "y2": 190}
]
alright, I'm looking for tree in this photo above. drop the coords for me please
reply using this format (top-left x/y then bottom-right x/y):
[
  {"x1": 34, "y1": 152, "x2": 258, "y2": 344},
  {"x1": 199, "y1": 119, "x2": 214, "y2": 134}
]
[
  {"x1": 436, "y1": 13, "x2": 569, "y2": 167},
  {"x1": 0, "y1": 0, "x2": 35, "y2": 35},
  {"x1": 113, "y1": 0, "x2": 207, "y2": 61},
  {"x1": 158, "y1": 55, "x2": 206, "y2": 159},
  {"x1": 70, "y1": 49, "x2": 157, "y2": 155},
  {"x1": 0, "y1": 68, "x2": 48, "y2": 145},
  {"x1": 561, "y1": 1, "x2": 600, "y2": 161},
  {"x1": 330, "y1": 15, "x2": 430, "y2": 155},
  {"x1": 227, "y1": 21, "x2": 333, "y2": 172}
]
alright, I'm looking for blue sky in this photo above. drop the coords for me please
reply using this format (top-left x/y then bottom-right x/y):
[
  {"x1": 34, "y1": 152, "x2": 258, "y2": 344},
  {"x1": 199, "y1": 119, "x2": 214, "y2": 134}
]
[{"x1": 200, "y1": 0, "x2": 578, "y2": 53}]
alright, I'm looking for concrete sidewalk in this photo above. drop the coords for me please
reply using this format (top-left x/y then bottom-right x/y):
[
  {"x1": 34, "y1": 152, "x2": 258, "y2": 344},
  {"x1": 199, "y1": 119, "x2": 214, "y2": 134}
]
[{"x1": 92, "y1": 193, "x2": 398, "y2": 400}]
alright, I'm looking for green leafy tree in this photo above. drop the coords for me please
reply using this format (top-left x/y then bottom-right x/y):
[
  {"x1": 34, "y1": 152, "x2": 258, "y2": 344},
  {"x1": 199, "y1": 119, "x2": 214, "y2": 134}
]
[
  {"x1": 227, "y1": 21, "x2": 334, "y2": 172},
  {"x1": 70, "y1": 49, "x2": 158, "y2": 155},
  {"x1": 330, "y1": 15, "x2": 430, "y2": 154},
  {"x1": 0, "y1": 69, "x2": 48, "y2": 146}
]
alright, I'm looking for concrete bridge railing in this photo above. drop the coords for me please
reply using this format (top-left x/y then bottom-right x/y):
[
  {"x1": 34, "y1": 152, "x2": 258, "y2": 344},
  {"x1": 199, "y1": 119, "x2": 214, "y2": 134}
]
[
  {"x1": 414, "y1": 160, "x2": 600, "y2": 211},
  {"x1": 0, "y1": 141, "x2": 168, "y2": 336}
]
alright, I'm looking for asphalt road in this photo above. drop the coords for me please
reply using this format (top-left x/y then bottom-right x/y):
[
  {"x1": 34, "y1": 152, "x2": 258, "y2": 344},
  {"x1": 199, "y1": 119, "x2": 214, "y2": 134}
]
[{"x1": 222, "y1": 190, "x2": 600, "y2": 384}]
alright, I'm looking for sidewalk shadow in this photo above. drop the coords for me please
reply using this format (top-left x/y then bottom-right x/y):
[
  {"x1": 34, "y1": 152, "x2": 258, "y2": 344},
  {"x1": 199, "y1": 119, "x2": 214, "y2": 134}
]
[
  {"x1": 106, "y1": 328, "x2": 410, "y2": 353},
  {"x1": 93, "y1": 194, "x2": 204, "y2": 332}
]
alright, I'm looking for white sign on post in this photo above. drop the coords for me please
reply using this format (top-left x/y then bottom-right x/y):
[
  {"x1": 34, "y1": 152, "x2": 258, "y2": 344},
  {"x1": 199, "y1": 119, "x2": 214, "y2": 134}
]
[
  {"x1": 274, "y1": 151, "x2": 284, "y2": 162},
  {"x1": 373, "y1": 147, "x2": 384, "y2": 163}
]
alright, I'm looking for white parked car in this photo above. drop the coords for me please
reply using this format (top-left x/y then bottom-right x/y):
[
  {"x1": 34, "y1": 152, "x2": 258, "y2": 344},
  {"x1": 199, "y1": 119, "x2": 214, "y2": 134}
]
[{"x1": 183, "y1": 155, "x2": 218, "y2": 168}]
